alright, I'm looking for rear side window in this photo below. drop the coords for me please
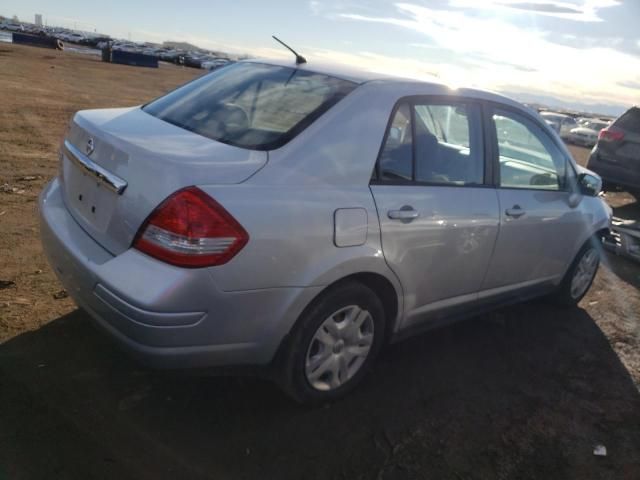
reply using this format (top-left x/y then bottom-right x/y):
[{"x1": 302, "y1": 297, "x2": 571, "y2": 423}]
[
  {"x1": 378, "y1": 103, "x2": 413, "y2": 180},
  {"x1": 143, "y1": 62, "x2": 357, "y2": 150},
  {"x1": 377, "y1": 100, "x2": 484, "y2": 185},
  {"x1": 615, "y1": 107, "x2": 640, "y2": 133}
]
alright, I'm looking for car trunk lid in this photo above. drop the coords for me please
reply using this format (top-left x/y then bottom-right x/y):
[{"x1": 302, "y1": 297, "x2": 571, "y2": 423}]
[{"x1": 60, "y1": 107, "x2": 267, "y2": 255}]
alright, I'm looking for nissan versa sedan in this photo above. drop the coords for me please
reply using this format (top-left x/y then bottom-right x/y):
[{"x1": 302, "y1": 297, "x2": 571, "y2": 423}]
[{"x1": 40, "y1": 59, "x2": 611, "y2": 403}]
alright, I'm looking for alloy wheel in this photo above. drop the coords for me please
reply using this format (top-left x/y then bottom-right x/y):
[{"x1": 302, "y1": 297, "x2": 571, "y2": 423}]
[
  {"x1": 304, "y1": 305, "x2": 375, "y2": 391},
  {"x1": 570, "y1": 248, "x2": 598, "y2": 299}
]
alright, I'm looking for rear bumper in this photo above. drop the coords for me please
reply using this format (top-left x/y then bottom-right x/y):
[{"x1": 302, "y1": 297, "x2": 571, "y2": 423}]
[
  {"x1": 39, "y1": 178, "x2": 321, "y2": 368},
  {"x1": 588, "y1": 148, "x2": 640, "y2": 190}
]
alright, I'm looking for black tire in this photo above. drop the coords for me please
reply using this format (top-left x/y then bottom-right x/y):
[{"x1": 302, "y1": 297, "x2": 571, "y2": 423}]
[
  {"x1": 552, "y1": 237, "x2": 601, "y2": 307},
  {"x1": 277, "y1": 281, "x2": 386, "y2": 405}
]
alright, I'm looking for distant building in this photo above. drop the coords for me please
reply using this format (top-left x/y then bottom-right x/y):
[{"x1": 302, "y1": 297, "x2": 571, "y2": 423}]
[{"x1": 35, "y1": 14, "x2": 42, "y2": 26}]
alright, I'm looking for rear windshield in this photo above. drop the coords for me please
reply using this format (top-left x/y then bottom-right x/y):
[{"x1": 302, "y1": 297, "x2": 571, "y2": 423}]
[
  {"x1": 143, "y1": 62, "x2": 357, "y2": 150},
  {"x1": 614, "y1": 107, "x2": 640, "y2": 133}
]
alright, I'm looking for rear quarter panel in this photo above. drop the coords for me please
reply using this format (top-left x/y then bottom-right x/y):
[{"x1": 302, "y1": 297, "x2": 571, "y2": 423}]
[{"x1": 199, "y1": 184, "x2": 400, "y2": 293}]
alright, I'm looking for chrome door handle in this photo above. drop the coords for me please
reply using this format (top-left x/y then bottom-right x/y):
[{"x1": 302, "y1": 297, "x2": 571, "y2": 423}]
[
  {"x1": 505, "y1": 205, "x2": 525, "y2": 218},
  {"x1": 388, "y1": 207, "x2": 419, "y2": 221}
]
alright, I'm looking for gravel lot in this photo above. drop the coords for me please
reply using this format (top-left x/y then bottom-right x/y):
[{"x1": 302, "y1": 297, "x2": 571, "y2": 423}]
[{"x1": 1, "y1": 44, "x2": 639, "y2": 479}]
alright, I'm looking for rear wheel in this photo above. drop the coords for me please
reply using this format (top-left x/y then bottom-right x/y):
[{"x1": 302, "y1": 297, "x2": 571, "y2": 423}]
[
  {"x1": 553, "y1": 238, "x2": 600, "y2": 306},
  {"x1": 278, "y1": 281, "x2": 385, "y2": 404}
]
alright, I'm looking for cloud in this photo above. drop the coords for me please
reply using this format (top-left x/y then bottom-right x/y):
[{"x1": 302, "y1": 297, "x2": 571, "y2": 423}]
[
  {"x1": 617, "y1": 80, "x2": 640, "y2": 90},
  {"x1": 501, "y1": 2, "x2": 583, "y2": 14},
  {"x1": 309, "y1": 1, "x2": 322, "y2": 15},
  {"x1": 449, "y1": 0, "x2": 622, "y2": 22},
  {"x1": 339, "y1": 2, "x2": 639, "y2": 106}
]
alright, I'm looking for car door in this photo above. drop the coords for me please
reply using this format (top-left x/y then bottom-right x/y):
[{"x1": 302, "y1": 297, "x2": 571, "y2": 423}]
[
  {"x1": 481, "y1": 105, "x2": 589, "y2": 294},
  {"x1": 370, "y1": 98, "x2": 500, "y2": 328}
]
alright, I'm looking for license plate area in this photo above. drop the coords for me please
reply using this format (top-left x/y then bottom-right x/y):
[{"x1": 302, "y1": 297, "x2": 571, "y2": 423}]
[{"x1": 63, "y1": 155, "x2": 118, "y2": 232}]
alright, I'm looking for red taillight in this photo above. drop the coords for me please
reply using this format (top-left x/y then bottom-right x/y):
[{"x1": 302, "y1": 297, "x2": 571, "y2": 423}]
[
  {"x1": 598, "y1": 126, "x2": 624, "y2": 142},
  {"x1": 133, "y1": 186, "x2": 248, "y2": 268}
]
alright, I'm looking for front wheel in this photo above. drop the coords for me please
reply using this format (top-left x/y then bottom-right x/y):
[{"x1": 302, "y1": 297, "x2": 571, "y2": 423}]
[
  {"x1": 553, "y1": 238, "x2": 600, "y2": 306},
  {"x1": 277, "y1": 281, "x2": 386, "y2": 404}
]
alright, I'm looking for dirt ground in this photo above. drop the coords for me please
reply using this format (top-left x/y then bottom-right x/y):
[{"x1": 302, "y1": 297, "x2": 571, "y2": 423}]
[{"x1": 1, "y1": 44, "x2": 639, "y2": 479}]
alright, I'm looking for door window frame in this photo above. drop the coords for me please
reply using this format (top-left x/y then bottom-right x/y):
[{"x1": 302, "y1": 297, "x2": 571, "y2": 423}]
[
  {"x1": 485, "y1": 102, "x2": 578, "y2": 193},
  {"x1": 371, "y1": 95, "x2": 493, "y2": 188}
]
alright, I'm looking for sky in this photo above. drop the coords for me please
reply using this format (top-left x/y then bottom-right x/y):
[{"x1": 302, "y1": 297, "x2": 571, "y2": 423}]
[{"x1": 4, "y1": 0, "x2": 640, "y2": 115}]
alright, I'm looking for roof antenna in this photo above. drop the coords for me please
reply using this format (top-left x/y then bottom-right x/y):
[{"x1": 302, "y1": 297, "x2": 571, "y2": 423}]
[{"x1": 272, "y1": 35, "x2": 307, "y2": 65}]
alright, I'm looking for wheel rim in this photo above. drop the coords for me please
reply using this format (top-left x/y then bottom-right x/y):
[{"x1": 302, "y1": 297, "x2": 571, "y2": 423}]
[
  {"x1": 570, "y1": 248, "x2": 599, "y2": 300},
  {"x1": 305, "y1": 305, "x2": 375, "y2": 391}
]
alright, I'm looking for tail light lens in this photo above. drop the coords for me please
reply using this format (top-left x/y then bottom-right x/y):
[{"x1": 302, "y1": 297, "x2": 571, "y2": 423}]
[
  {"x1": 598, "y1": 126, "x2": 624, "y2": 142},
  {"x1": 133, "y1": 186, "x2": 248, "y2": 268}
]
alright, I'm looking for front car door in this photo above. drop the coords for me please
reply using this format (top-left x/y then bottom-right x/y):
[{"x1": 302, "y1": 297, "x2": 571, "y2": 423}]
[
  {"x1": 481, "y1": 105, "x2": 590, "y2": 296},
  {"x1": 370, "y1": 97, "x2": 500, "y2": 329}
]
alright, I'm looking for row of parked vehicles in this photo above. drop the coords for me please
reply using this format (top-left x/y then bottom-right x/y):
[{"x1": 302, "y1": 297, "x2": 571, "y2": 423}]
[
  {"x1": 1, "y1": 21, "x2": 232, "y2": 71},
  {"x1": 0, "y1": 22, "x2": 106, "y2": 47},
  {"x1": 538, "y1": 106, "x2": 639, "y2": 196},
  {"x1": 539, "y1": 111, "x2": 612, "y2": 148},
  {"x1": 99, "y1": 42, "x2": 233, "y2": 70},
  {"x1": 0, "y1": 20, "x2": 45, "y2": 34}
]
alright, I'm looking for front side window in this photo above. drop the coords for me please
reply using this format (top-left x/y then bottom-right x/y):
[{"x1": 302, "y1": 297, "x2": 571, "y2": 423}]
[
  {"x1": 378, "y1": 100, "x2": 484, "y2": 185},
  {"x1": 493, "y1": 109, "x2": 568, "y2": 190},
  {"x1": 143, "y1": 62, "x2": 357, "y2": 150}
]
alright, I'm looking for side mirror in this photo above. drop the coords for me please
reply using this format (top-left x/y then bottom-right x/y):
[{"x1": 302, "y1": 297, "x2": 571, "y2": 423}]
[{"x1": 578, "y1": 173, "x2": 602, "y2": 197}]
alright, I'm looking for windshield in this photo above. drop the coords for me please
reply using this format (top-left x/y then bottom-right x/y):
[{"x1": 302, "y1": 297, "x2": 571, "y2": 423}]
[{"x1": 143, "y1": 62, "x2": 357, "y2": 150}]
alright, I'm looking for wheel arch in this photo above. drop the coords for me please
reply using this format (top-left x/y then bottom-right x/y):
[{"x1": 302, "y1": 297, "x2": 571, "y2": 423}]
[
  {"x1": 304, "y1": 272, "x2": 401, "y2": 342},
  {"x1": 271, "y1": 271, "x2": 403, "y2": 368}
]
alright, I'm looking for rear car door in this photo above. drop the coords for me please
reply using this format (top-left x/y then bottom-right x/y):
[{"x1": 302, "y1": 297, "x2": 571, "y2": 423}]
[
  {"x1": 481, "y1": 106, "x2": 589, "y2": 294},
  {"x1": 370, "y1": 98, "x2": 500, "y2": 327}
]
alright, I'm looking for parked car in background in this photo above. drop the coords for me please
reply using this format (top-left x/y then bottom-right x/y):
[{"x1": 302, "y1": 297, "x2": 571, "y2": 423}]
[
  {"x1": 540, "y1": 111, "x2": 578, "y2": 139},
  {"x1": 567, "y1": 119, "x2": 610, "y2": 147},
  {"x1": 3, "y1": 22, "x2": 25, "y2": 32},
  {"x1": 65, "y1": 33, "x2": 86, "y2": 44},
  {"x1": 159, "y1": 50, "x2": 182, "y2": 63},
  {"x1": 588, "y1": 106, "x2": 640, "y2": 196},
  {"x1": 202, "y1": 58, "x2": 231, "y2": 70},
  {"x1": 182, "y1": 53, "x2": 206, "y2": 68},
  {"x1": 40, "y1": 60, "x2": 611, "y2": 403}
]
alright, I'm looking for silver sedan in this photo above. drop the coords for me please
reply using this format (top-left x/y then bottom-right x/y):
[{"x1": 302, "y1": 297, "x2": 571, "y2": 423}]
[{"x1": 40, "y1": 59, "x2": 611, "y2": 403}]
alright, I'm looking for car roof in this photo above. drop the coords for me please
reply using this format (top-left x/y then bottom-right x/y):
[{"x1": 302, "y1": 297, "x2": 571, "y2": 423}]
[
  {"x1": 242, "y1": 58, "x2": 528, "y2": 110},
  {"x1": 241, "y1": 57, "x2": 409, "y2": 83}
]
